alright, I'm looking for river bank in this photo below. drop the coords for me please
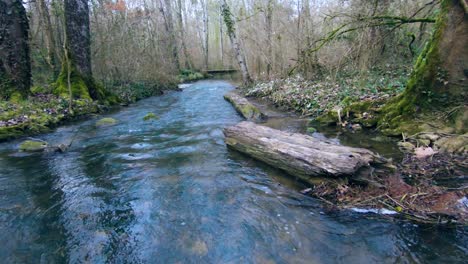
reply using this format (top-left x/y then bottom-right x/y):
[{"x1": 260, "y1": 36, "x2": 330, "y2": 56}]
[
  {"x1": 0, "y1": 80, "x2": 179, "y2": 142},
  {"x1": 226, "y1": 88, "x2": 467, "y2": 224}
]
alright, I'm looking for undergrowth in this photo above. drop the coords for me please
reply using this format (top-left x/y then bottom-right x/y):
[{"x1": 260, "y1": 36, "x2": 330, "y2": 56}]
[{"x1": 246, "y1": 65, "x2": 410, "y2": 117}]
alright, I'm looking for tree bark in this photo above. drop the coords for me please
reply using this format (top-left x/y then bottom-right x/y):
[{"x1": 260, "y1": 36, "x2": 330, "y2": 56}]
[
  {"x1": 0, "y1": 0, "x2": 31, "y2": 99},
  {"x1": 64, "y1": 0, "x2": 92, "y2": 78},
  {"x1": 265, "y1": 0, "x2": 274, "y2": 78},
  {"x1": 176, "y1": 0, "x2": 192, "y2": 69},
  {"x1": 202, "y1": 0, "x2": 209, "y2": 70},
  {"x1": 380, "y1": 0, "x2": 468, "y2": 134},
  {"x1": 162, "y1": 0, "x2": 181, "y2": 71},
  {"x1": 37, "y1": 0, "x2": 59, "y2": 74},
  {"x1": 221, "y1": 0, "x2": 253, "y2": 85},
  {"x1": 224, "y1": 122, "x2": 383, "y2": 182},
  {"x1": 224, "y1": 91, "x2": 265, "y2": 121}
]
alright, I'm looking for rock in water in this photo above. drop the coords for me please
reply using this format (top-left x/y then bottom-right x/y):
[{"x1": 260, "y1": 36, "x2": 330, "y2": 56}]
[
  {"x1": 224, "y1": 91, "x2": 265, "y2": 121},
  {"x1": 19, "y1": 140, "x2": 48, "y2": 152},
  {"x1": 224, "y1": 122, "x2": 385, "y2": 183},
  {"x1": 143, "y1": 113, "x2": 158, "y2": 121},
  {"x1": 96, "y1": 118, "x2": 118, "y2": 127}
]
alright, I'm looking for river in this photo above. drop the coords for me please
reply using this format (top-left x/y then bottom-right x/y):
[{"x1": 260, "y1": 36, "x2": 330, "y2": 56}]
[{"x1": 0, "y1": 80, "x2": 466, "y2": 263}]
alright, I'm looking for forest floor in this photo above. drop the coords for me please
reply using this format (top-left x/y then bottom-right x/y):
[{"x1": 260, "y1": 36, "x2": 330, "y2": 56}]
[
  {"x1": 0, "y1": 81, "x2": 178, "y2": 142},
  {"x1": 242, "y1": 68, "x2": 468, "y2": 224}
]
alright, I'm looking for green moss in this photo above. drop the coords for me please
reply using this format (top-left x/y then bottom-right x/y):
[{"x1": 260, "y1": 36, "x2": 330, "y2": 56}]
[
  {"x1": 54, "y1": 65, "x2": 91, "y2": 100},
  {"x1": 9, "y1": 92, "x2": 24, "y2": 103},
  {"x1": 19, "y1": 140, "x2": 48, "y2": 152},
  {"x1": 143, "y1": 113, "x2": 158, "y2": 121},
  {"x1": 345, "y1": 100, "x2": 374, "y2": 113},
  {"x1": 378, "y1": 1, "x2": 451, "y2": 134},
  {"x1": 315, "y1": 110, "x2": 339, "y2": 125},
  {"x1": 96, "y1": 118, "x2": 118, "y2": 127},
  {"x1": 307, "y1": 127, "x2": 317, "y2": 133}
]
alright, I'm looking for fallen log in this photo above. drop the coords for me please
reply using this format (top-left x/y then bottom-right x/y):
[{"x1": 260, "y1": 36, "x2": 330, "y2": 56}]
[
  {"x1": 224, "y1": 122, "x2": 385, "y2": 183},
  {"x1": 224, "y1": 91, "x2": 266, "y2": 121}
]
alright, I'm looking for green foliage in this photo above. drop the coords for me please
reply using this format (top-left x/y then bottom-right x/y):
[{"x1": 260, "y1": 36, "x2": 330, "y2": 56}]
[
  {"x1": 247, "y1": 65, "x2": 410, "y2": 118},
  {"x1": 221, "y1": 4, "x2": 235, "y2": 35},
  {"x1": 178, "y1": 69, "x2": 205, "y2": 83},
  {"x1": 109, "y1": 80, "x2": 176, "y2": 104}
]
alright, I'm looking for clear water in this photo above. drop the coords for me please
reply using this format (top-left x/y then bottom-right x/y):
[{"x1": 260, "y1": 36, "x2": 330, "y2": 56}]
[{"x1": 0, "y1": 80, "x2": 466, "y2": 263}]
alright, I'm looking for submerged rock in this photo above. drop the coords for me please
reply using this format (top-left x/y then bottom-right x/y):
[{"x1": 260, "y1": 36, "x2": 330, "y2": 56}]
[
  {"x1": 19, "y1": 140, "x2": 48, "y2": 152},
  {"x1": 96, "y1": 118, "x2": 118, "y2": 127},
  {"x1": 143, "y1": 113, "x2": 158, "y2": 121}
]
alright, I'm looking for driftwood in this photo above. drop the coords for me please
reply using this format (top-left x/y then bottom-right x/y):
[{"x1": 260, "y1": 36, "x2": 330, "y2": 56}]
[
  {"x1": 224, "y1": 122, "x2": 385, "y2": 183},
  {"x1": 224, "y1": 91, "x2": 266, "y2": 121}
]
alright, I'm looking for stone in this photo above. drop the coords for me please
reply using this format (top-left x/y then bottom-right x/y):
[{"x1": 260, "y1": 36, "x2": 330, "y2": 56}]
[
  {"x1": 19, "y1": 140, "x2": 48, "y2": 152},
  {"x1": 143, "y1": 113, "x2": 158, "y2": 121},
  {"x1": 398, "y1": 141, "x2": 416, "y2": 152},
  {"x1": 96, "y1": 118, "x2": 118, "y2": 127}
]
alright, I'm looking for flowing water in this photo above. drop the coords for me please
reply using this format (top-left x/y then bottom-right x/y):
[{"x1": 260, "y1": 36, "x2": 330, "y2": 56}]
[{"x1": 0, "y1": 80, "x2": 466, "y2": 263}]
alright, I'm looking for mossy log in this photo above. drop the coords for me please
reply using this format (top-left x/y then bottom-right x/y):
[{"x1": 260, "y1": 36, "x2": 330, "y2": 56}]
[
  {"x1": 224, "y1": 91, "x2": 266, "y2": 121},
  {"x1": 224, "y1": 122, "x2": 385, "y2": 183}
]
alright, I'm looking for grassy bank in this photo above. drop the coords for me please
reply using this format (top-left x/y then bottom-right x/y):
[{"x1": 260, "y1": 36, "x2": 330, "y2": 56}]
[{"x1": 0, "y1": 80, "x2": 178, "y2": 142}]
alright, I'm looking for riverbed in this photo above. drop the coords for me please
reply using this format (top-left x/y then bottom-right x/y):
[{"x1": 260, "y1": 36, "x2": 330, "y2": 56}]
[{"x1": 0, "y1": 80, "x2": 466, "y2": 263}]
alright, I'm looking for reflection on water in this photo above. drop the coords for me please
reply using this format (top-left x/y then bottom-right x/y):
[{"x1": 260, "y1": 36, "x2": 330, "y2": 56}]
[{"x1": 0, "y1": 80, "x2": 466, "y2": 263}]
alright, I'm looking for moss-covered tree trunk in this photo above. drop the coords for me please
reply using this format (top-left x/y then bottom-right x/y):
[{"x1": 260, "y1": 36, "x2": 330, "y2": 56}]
[
  {"x1": 221, "y1": 0, "x2": 253, "y2": 86},
  {"x1": 55, "y1": 0, "x2": 106, "y2": 101},
  {"x1": 0, "y1": 0, "x2": 31, "y2": 100},
  {"x1": 379, "y1": 0, "x2": 467, "y2": 135}
]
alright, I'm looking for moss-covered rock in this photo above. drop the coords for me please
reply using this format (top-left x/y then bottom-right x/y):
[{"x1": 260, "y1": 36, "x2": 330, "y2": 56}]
[
  {"x1": 96, "y1": 118, "x2": 118, "y2": 127},
  {"x1": 19, "y1": 140, "x2": 48, "y2": 152},
  {"x1": 435, "y1": 134, "x2": 468, "y2": 154},
  {"x1": 315, "y1": 110, "x2": 339, "y2": 125},
  {"x1": 143, "y1": 113, "x2": 158, "y2": 121},
  {"x1": 398, "y1": 141, "x2": 416, "y2": 153}
]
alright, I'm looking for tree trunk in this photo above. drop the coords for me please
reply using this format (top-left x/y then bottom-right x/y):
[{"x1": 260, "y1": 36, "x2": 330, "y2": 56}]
[
  {"x1": 380, "y1": 0, "x2": 468, "y2": 134},
  {"x1": 224, "y1": 91, "x2": 265, "y2": 121},
  {"x1": 162, "y1": 0, "x2": 181, "y2": 71},
  {"x1": 54, "y1": 0, "x2": 106, "y2": 101},
  {"x1": 224, "y1": 122, "x2": 384, "y2": 182},
  {"x1": 37, "y1": 0, "x2": 59, "y2": 75},
  {"x1": 64, "y1": 0, "x2": 92, "y2": 78},
  {"x1": 0, "y1": 0, "x2": 31, "y2": 99},
  {"x1": 265, "y1": 0, "x2": 274, "y2": 78},
  {"x1": 221, "y1": 0, "x2": 252, "y2": 85},
  {"x1": 219, "y1": 4, "x2": 224, "y2": 67},
  {"x1": 177, "y1": 0, "x2": 192, "y2": 69},
  {"x1": 202, "y1": 0, "x2": 209, "y2": 70}
]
